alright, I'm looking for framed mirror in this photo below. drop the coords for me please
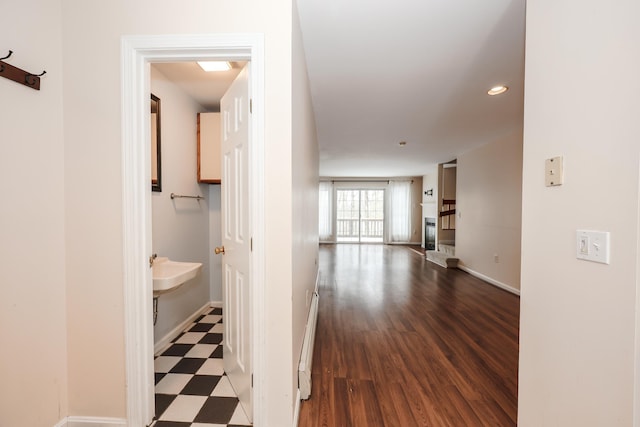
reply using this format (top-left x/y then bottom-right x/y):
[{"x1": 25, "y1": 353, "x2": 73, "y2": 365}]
[{"x1": 151, "y1": 94, "x2": 162, "y2": 192}]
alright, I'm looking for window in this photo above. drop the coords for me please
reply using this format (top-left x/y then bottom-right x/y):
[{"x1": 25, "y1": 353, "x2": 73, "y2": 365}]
[{"x1": 336, "y1": 189, "x2": 384, "y2": 243}]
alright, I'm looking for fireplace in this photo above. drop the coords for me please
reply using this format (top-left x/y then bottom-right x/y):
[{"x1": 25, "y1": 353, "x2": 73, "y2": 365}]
[{"x1": 425, "y1": 217, "x2": 436, "y2": 250}]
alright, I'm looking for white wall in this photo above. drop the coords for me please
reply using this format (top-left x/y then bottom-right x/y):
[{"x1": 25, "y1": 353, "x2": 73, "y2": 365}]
[
  {"x1": 421, "y1": 167, "x2": 438, "y2": 248},
  {"x1": 456, "y1": 131, "x2": 523, "y2": 291},
  {"x1": 442, "y1": 166, "x2": 457, "y2": 201},
  {"x1": 150, "y1": 66, "x2": 212, "y2": 343},
  {"x1": 437, "y1": 165, "x2": 456, "y2": 243},
  {"x1": 518, "y1": 0, "x2": 640, "y2": 425},
  {"x1": 61, "y1": 0, "x2": 298, "y2": 423},
  {"x1": 0, "y1": 2, "x2": 68, "y2": 426},
  {"x1": 291, "y1": 1, "x2": 320, "y2": 411},
  {"x1": 409, "y1": 177, "x2": 424, "y2": 244}
]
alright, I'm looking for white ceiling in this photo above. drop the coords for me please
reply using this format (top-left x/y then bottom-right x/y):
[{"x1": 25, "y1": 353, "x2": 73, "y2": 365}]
[
  {"x1": 297, "y1": 0, "x2": 526, "y2": 177},
  {"x1": 151, "y1": 0, "x2": 526, "y2": 178}
]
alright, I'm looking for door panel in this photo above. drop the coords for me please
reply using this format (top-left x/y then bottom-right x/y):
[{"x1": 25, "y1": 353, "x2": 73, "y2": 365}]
[{"x1": 220, "y1": 64, "x2": 252, "y2": 421}]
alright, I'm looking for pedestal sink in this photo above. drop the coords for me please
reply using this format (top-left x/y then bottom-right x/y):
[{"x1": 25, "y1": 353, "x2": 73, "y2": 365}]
[{"x1": 152, "y1": 257, "x2": 202, "y2": 296}]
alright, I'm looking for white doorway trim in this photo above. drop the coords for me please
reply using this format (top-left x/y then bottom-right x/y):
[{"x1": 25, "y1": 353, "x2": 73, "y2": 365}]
[
  {"x1": 120, "y1": 34, "x2": 265, "y2": 427},
  {"x1": 634, "y1": 152, "x2": 640, "y2": 426}
]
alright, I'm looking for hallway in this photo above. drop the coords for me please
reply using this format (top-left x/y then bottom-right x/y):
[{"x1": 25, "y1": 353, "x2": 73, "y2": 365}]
[{"x1": 299, "y1": 244, "x2": 519, "y2": 426}]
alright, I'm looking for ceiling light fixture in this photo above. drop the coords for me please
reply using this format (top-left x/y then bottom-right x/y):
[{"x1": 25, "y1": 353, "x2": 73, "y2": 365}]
[
  {"x1": 399, "y1": 141, "x2": 407, "y2": 147},
  {"x1": 487, "y1": 85, "x2": 509, "y2": 96},
  {"x1": 197, "y1": 61, "x2": 232, "y2": 72}
]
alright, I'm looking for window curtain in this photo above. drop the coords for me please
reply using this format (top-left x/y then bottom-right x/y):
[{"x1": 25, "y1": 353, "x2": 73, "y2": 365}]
[
  {"x1": 388, "y1": 180, "x2": 412, "y2": 242},
  {"x1": 319, "y1": 181, "x2": 333, "y2": 241}
]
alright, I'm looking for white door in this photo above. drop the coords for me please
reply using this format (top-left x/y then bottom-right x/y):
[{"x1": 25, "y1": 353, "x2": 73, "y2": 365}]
[{"x1": 220, "y1": 64, "x2": 252, "y2": 421}]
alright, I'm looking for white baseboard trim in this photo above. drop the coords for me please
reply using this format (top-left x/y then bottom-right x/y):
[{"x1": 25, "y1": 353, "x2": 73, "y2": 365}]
[
  {"x1": 293, "y1": 388, "x2": 301, "y2": 427},
  {"x1": 457, "y1": 265, "x2": 521, "y2": 296},
  {"x1": 55, "y1": 416, "x2": 127, "y2": 427},
  {"x1": 210, "y1": 300, "x2": 222, "y2": 308},
  {"x1": 154, "y1": 301, "x2": 213, "y2": 356},
  {"x1": 407, "y1": 246, "x2": 425, "y2": 257}
]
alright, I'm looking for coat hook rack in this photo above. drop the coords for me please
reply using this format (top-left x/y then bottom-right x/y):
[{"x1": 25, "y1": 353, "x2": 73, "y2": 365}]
[{"x1": 0, "y1": 50, "x2": 46, "y2": 90}]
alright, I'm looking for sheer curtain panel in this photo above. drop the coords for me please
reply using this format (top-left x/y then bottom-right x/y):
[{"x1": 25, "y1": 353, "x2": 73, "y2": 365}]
[
  {"x1": 388, "y1": 180, "x2": 412, "y2": 242},
  {"x1": 319, "y1": 181, "x2": 333, "y2": 241}
]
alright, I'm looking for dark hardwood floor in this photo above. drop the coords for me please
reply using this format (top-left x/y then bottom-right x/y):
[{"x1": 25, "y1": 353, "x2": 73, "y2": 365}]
[{"x1": 299, "y1": 244, "x2": 520, "y2": 427}]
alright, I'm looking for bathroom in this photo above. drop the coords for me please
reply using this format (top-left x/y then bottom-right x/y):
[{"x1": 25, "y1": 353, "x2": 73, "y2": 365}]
[
  {"x1": 150, "y1": 62, "x2": 225, "y2": 350},
  {"x1": 150, "y1": 62, "x2": 250, "y2": 425}
]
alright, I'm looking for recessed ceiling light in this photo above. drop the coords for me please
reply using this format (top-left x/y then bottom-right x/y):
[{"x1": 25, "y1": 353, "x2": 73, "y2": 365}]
[
  {"x1": 488, "y1": 85, "x2": 509, "y2": 96},
  {"x1": 197, "y1": 61, "x2": 231, "y2": 72}
]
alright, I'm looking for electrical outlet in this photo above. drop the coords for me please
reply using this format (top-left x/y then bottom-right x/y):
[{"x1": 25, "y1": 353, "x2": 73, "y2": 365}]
[
  {"x1": 494, "y1": 254, "x2": 499, "y2": 263},
  {"x1": 545, "y1": 156, "x2": 564, "y2": 187}
]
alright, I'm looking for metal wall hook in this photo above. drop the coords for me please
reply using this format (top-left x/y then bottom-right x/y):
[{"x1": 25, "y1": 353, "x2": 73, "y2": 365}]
[
  {"x1": 0, "y1": 50, "x2": 12, "y2": 73},
  {"x1": 25, "y1": 70, "x2": 46, "y2": 86}
]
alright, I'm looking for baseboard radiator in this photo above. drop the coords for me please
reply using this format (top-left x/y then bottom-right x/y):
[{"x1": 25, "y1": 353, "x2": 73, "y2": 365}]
[{"x1": 299, "y1": 290, "x2": 319, "y2": 400}]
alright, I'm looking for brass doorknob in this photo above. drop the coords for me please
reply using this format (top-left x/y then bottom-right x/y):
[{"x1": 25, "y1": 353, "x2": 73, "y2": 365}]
[{"x1": 214, "y1": 246, "x2": 225, "y2": 255}]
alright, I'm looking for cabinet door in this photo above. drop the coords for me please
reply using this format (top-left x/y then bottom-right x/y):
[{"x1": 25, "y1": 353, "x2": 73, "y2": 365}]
[{"x1": 197, "y1": 112, "x2": 221, "y2": 183}]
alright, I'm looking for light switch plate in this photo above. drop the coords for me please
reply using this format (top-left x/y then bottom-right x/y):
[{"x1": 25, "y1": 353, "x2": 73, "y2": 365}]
[
  {"x1": 576, "y1": 230, "x2": 610, "y2": 264},
  {"x1": 545, "y1": 156, "x2": 564, "y2": 186}
]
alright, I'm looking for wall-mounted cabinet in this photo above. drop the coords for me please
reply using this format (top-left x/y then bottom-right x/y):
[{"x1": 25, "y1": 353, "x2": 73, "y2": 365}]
[{"x1": 197, "y1": 112, "x2": 221, "y2": 184}]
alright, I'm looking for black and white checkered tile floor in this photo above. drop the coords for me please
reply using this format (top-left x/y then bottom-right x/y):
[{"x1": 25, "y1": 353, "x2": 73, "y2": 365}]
[{"x1": 152, "y1": 307, "x2": 251, "y2": 427}]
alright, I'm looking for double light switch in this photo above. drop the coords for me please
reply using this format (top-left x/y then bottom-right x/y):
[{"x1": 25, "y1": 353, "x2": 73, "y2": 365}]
[{"x1": 576, "y1": 230, "x2": 610, "y2": 264}]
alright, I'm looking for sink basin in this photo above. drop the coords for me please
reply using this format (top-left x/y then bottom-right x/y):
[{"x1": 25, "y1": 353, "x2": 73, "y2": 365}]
[{"x1": 153, "y1": 257, "x2": 202, "y2": 295}]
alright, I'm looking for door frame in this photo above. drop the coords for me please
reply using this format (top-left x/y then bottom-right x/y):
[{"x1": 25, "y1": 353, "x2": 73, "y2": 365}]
[{"x1": 120, "y1": 34, "x2": 266, "y2": 427}]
